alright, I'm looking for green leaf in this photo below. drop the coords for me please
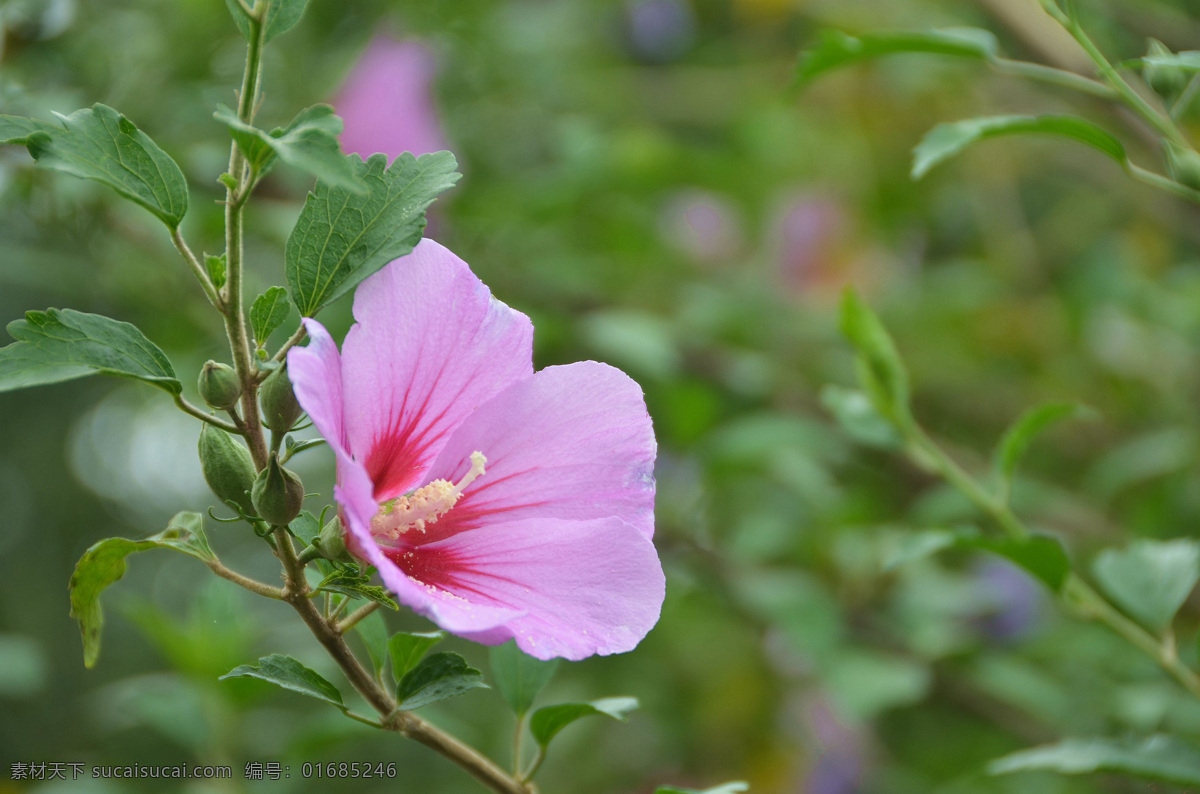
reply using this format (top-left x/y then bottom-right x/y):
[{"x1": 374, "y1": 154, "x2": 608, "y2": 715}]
[
  {"x1": 655, "y1": 785, "x2": 749, "y2": 794},
  {"x1": 489, "y1": 641, "x2": 559, "y2": 717},
  {"x1": 912, "y1": 115, "x2": 1127, "y2": 180},
  {"x1": 389, "y1": 631, "x2": 444, "y2": 681},
  {"x1": 994, "y1": 402, "x2": 1095, "y2": 500},
  {"x1": 0, "y1": 308, "x2": 181, "y2": 395},
  {"x1": 355, "y1": 610, "x2": 389, "y2": 677},
  {"x1": 796, "y1": 28, "x2": 997, "y2": 86},
  {"x1": 288, "y1": 510, "x2": 321, "y2": 546},
  {"x1": 205, "y1": 254, "x2": 227, "y2": 290},
  {"x1": 69, "y1": 512, "x2": 214, "y2": 668},
  {"x1": 249, "y1": 287, "x2": 292, "y2": 347},
  {"x1": 988, "y1": 735, "x2": 1200, "y2": 787},
  {"x1": 1142, "y1": 51, "x2": 1200, "y2": 73},
  {"x1": 396, "y1": 651, "x2": 488, "y2": 710},
  {"x1": 1093, "y1": 540, "x2": 1200, "y2": 632},
  {"x1": 285, "y1": 151, "x2": 460, "y2": 317},
  {"x1": 885, "y1": 527, "x2": 1070, "y2": 591},
  {"x1": 529, "y1": 697, "x2": 639, "y2": 751},
  {"x1": 838, "y1": 289, "x2": 911, "y2": 427},
  {"x1": 0, "y1": 116, "x2": 57, "y2": 142},
  {"x1": 315, "y1": 571, "x2": 399, "y2": 610},
  {"x1": 214, "y1": 104, "x2": 361, "y2": 191},
  {"x1": 224, "y1": 0, "x2": 310, "y2": 42},
  {"x1": 0, "y1": 104, "x2": 188, "y2": 227},
  {"x1": 219, "y1": 653, "x2": 344, "y2": 708},
  {"x1": 820, "y1": 385, "x2": 904, "y2": 449}
]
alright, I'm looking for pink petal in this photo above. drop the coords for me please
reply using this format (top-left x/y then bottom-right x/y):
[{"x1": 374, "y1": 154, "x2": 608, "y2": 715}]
[
  {"x1": 416, "y1": 361, "x2": 656, "y2": 544},
  {"x1": 333, "y1": 447, "x2": 524, "y2": 633},
  {"x1": 333, "y1": 37, "x2": 450, "y2": 163},
  {"x1": 287, "y1": 318, "x2": 348, "y2": 452},
  {"x1": 384, "y1": 516, "x2": 666, "y2": 660},
  {"x1": 340, "y1": 239, "x2": 534, "y2": 500}
]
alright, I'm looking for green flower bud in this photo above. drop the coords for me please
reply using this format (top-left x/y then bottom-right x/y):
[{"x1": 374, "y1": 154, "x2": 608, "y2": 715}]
[
  {"x1": 261, "y1": 364, "x2": 303, "y2": 433},
  {"x1": 251, "y1": 452, "x2": 305, "y2": 526},
  {"x1": 316, "y1": 515, "x2": 351, "y2": 561},
  {"x1": 197, "y1": 361, "x2": 241, "y2": 410},
  {"x1": 1167, "y1": 143, "x2": 1200, "y2": 190},
  {"x1": 1145, "y1": 39, "x2": 1189, "y2": 100},
  {"x1": 198, "y1": 424, "x2": 256, "y2": 515}
]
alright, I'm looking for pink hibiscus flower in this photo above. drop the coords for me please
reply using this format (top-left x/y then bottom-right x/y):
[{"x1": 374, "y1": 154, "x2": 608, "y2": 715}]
[
  {"x1": 333, "y1": 36, "x2": 450, "y2": 164},
  {"x1": 288, "y1": 239, "x2": 664, "y2": 660}
]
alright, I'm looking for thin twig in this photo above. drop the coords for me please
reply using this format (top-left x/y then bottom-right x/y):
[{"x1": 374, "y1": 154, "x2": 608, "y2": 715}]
[
  {"x1": 206, "y1": 559, "x2": 285, "y2": 600},
  {"x1": 170, "y1": 227, "x2": 222, "y2": 310},
  {"x1": 335, "y1": 601, "x2": 381, "y2": 634},
  {"x1": 257, "y1": 324, "x2": 309, "y2": 383},
  {"x1": 174, "y1": 394, "x2": 242, "y2": 434}
]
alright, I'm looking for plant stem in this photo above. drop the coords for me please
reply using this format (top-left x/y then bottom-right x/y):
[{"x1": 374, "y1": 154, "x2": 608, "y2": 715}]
[
  {"x1": 1053, "y1": 11, "x2": 1192, "y2": 150},
  {"x1": 993, "y1": 58, "x2": 1116, "y2": 99},
  {"x1": 1127, "y1": 162, "x2": 1200, "y2": 204},
  {"x1": 259, "y1": 324, "x2": 308, "y2": 382},
  {"x1": 173, "y1": 394, "x2": 242, "y2": 434},
  {"x1": 170, "y1": 227, "x2": 222, "y2": 310},
  {"x1": 222, "y1": 11, "x2": 270, "y2": 470},
  {"x1": 206, "y1": 559, "x2": 285, "y2": 600},
  {"x1": 905, "y1": 426, "x2": 1200, "y2": 701},
  {"x1": 335, "y1": 601, "x2": 380, "y2": 634}
]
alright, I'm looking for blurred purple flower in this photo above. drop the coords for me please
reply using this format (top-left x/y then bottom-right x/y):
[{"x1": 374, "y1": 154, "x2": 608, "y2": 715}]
[
  {"x1": 659, "y1": 189, "x2": 743, "y2": 266},
  {"x1": 771, "y1": 193, "x2": 845, "y2": 292},
  {"x1": 625, "y1": 0, "x2": 696, "y2": 62},
  {"x1": 803, "y1": 698, "x2": 867, "y2": 794},
  {"x1": 972, "y1": 558, "x2": 1042, "y2": 642},
  {"x1": 333, "y1": 36, "x2": 450, "y2": 164}
]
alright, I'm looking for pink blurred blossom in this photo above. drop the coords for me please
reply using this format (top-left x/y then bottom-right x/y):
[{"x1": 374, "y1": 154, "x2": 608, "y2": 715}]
[
  {"x1": 333, "y1": 36, "x2": 450, "y2": 163},
  {"x1": 289, "y1": 239, "x2": 664, "y2": 660}
]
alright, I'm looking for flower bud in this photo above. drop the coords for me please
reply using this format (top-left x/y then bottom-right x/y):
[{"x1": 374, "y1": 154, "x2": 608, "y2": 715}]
[
  {"x1": 317, "y1": 515, "x2": 351, "y2": 561},
  {"x1": 261, "y1": 364, "x2": 303, "y2": 433},
  {"x1": 198, "y1": 424, "x2": 256, "y2": 515},
  {"x1": 1167, "y1": 143, "x2": 1200, "y2": 190},
  {"x1": 251, "y1": 452, "x2": 305, "y2": 526},
  {"x1": 197, "y1": 361, "x2": 241, "y2": 410},
  {"x1": 1144, "y1": 39, "x2": 1189, "y2": 100}
]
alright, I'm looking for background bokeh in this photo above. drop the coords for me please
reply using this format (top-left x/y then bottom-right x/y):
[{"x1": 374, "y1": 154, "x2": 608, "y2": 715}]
[{"x1": 4, "y1": 0, "x2": 1200, "y2": 792}]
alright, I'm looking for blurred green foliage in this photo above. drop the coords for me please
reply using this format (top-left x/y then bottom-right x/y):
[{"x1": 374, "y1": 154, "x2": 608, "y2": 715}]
[{"x1": 7, "y1": 0, "x2": 1200, "y2": 792}]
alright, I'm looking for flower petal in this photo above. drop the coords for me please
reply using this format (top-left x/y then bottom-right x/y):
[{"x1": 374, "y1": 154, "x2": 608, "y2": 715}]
[
  {"x1": 385, "y1": 516, "x2": 666, "y2": 660},
  {"x1": 417, "y1": 361, "x2": 656, "y2": 544},
  {"x1": 288, "y1": 318, "x2": 348, "y2": 452},
  {"x1": 341, "y1": 239, "x2": 534, "y2": 500},
  {"x1": 332, "y1": 444, "x2": 524, "y2": 633}
]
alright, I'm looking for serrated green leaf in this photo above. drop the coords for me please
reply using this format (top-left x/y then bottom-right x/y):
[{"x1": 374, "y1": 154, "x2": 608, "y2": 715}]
[
  {"x1": 820, "y1": 385, "x2": 904, "y2": 449},
  {"x1": 988, "y1": 735, "x2": 1200, "y2": 786},
  {"x1": 397, "y1": 651, "x2": 487, "y2": 710},
  {"x1": 315, "y1": 572, "x2": 399, "y2": 610},
  {"x1": 839, "y1": 289, "x2": 910, "y2": 427},
  {"x1": 796, "y1": 28, "x2": 997, "y2": 86},
  {"x1": 994, "y1": 402, "x2": 1094, "y2": 501},
  {"x1": 250, "y1": 287, "x2": 292, "y2": 347},
  {"x1": 489, "y1": 641, "x2": 559, "y2": 717},
  {"x1": 219, "y1": 653, "x2": 344, "y2": 708},
  {"x1": 224, "y1": 0, "x2": 310, "y2": 42},
  {"x1": 1093, "y1": 540, "x2": 1200, "y2": 632},
  {"x1": 355, "y1": 610, "x2": 389, "y2": 677},
  {"x1": 214, "y1": 104, "x2": 361, "y2": 191},
  {"x1": 913, "y1": 114, "x2": 1127, "y2": 180},
  {"x1": 0, "y1": 115, "x2": 56, "y2": 142},
  {"x1": 0, "y1": 308, "x2": 181, "y2": 395},
  {"x1": 69, "y1": 512, "x2": 214, "y2": 668},
  {"x1": 389, "y1": 631, "x2": 444, "y2": 681},
  {"x1": 205, "y1": 254, "x2": 227, "y2": 290},
  {"x1": 1, "y1": 104, "x2": 188, "y2": 226},
  {"x1": 285, "y1": 151, "x2": 460, "y2": 317},
  {"x1": 655, "y1": 784, "x2": 750, "y2": 794},
  {"x1": 529, "y1": 697, "x2": 639, "y2": 751}
]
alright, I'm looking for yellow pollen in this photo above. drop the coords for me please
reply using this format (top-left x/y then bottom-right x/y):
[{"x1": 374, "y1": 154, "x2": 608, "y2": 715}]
[{"x1": 371, "y1": 451, "x2": 486, "y2": 539}]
